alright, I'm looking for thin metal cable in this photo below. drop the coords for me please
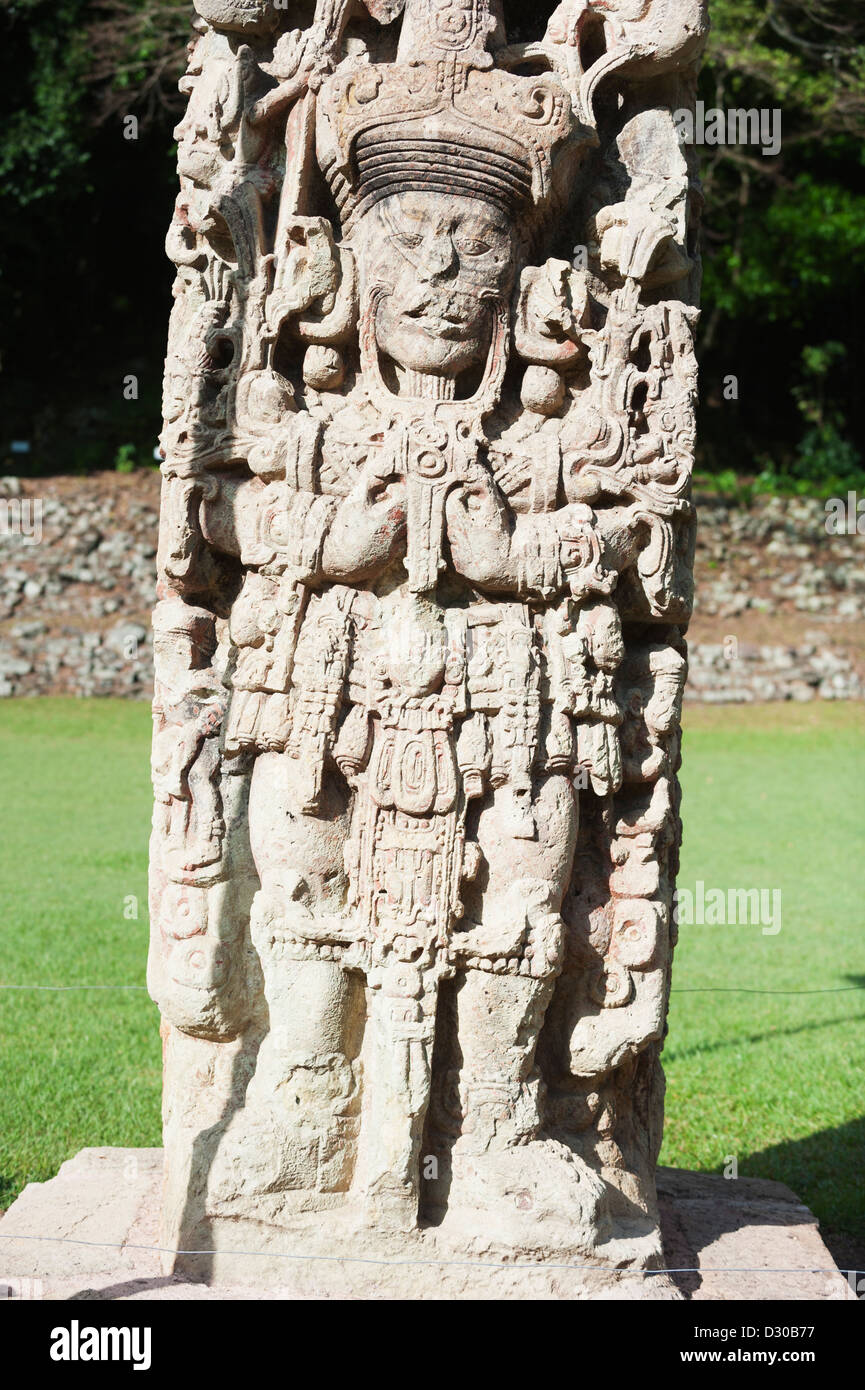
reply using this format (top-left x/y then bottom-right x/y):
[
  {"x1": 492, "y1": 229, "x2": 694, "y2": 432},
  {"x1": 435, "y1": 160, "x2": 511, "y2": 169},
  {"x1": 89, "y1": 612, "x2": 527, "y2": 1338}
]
[
  {"x1": 671, "y1": 986, "x2": 864, "y2": 995},
  {"x1": 1, "y1": 984, "x2": 863, "y2": 995},
  {"x1": 0, "y1": 1231, "x2": 855, "y2": 1279},
  {"x1": 0, "y1": 984, "x2": 147, "y2": 991}
]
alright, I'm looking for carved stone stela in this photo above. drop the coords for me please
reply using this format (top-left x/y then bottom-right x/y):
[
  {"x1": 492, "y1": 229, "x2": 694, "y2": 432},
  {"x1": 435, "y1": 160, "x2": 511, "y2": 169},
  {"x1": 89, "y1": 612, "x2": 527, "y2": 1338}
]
[{"x1": 149, "y1": 0, "x2": 706, "y2": 1293}]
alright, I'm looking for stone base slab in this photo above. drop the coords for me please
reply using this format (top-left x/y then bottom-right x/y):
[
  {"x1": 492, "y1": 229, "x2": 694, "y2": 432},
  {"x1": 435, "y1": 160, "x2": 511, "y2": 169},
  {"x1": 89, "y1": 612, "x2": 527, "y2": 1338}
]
[{"x1": 0, "y1": 1149, "x2": 853, "y2": 1301}]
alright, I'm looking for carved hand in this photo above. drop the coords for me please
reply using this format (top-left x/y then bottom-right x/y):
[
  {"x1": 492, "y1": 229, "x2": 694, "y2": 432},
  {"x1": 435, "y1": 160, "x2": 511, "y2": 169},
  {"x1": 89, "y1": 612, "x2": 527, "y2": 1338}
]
[
  {"x1": 593, "y1": 503, "x2": 647, "y2": 575},
  {"x1": 320, "y1": 465, "x2": 407, "y2": 582},
  {"x1": 445, "y1": 471, "x2": 517, "y2": 590}
]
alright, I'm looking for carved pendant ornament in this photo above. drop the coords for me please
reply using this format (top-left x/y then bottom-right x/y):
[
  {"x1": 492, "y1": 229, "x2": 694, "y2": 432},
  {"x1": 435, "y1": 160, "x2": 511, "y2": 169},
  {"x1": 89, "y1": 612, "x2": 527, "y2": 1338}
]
[{"x1": 150, "y1": 0, "x2": 707, "y2": 1283}]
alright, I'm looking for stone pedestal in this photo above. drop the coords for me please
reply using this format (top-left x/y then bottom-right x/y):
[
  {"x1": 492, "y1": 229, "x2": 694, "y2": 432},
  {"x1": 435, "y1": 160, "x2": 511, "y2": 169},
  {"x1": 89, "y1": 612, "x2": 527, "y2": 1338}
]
[{"x1": 0, "y1": 1149, "x2": 852, "y2": 1302}]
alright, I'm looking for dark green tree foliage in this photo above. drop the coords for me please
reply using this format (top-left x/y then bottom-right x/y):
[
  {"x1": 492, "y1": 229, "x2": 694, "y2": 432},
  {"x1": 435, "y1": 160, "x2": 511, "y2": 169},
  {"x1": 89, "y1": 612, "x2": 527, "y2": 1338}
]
[
  {"x1": 0, "y1": 0, "x2": 863, "y2": 486},
  {"x1": 698, "y1": 0, "x2": 865, "y2": 490},
  {"x1": 0, "y1": 0, "x2": 190, "y2": 474},
  {"x1": 0, "y1": 1, "x2": 91, "y2": 206}
]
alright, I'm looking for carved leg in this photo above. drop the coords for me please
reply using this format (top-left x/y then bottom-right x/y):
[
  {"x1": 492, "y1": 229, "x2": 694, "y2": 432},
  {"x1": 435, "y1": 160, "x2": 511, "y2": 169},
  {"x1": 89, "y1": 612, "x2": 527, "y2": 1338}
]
[
  {"x1": 357, "y1": 947, "x2": 444, "y2": 1231},
  {"x1": 209, "y1": 751, "x2": 361, "y2": 1206},
  {"x1": 453, "y1": 969, "x2": 555, "y2": 1154},
  {"x1": 442, "y1": 774, "x2": 611, "y2": 1249},
  {"x1": 456, "y1": 772, "x2": 579, "y2": 1147},
  {"x1": 235, "y1": 938, "x2": 363, "y2": 1198}
]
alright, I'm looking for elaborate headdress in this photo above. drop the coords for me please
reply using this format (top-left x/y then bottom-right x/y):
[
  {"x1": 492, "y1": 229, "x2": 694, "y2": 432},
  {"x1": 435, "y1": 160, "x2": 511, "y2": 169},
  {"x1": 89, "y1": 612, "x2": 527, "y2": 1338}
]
[{"x1": 316, "y1": 0, "x2": 584, "y2": 235}]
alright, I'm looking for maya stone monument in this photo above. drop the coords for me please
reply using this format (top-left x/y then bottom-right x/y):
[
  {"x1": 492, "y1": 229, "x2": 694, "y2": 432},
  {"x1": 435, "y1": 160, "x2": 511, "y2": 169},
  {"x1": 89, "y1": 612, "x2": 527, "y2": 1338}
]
[{"x1": 149, "y1": 0, "x2": 707, "y2": 1294}]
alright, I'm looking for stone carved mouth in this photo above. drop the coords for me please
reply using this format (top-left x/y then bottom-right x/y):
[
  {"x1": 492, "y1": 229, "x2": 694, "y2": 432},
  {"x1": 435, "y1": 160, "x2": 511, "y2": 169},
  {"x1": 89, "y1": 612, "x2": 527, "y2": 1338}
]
[
  {"x1": 402, "y1": 293, "x2": 481, "y2": 340},
  {"x1": 402, "y1": 310, "x2": 475, "y2": 341}
]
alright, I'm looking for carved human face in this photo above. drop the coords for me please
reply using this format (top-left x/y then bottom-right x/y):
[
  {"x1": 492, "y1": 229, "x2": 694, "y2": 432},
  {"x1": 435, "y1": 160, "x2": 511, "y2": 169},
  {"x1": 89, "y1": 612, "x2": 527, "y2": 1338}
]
[
  {"x1": 174, "y1": 55, "x2": 236, "y2": 188},
  {"x1": 363, "y1": 191, "x2": 517, "y2": 379}
]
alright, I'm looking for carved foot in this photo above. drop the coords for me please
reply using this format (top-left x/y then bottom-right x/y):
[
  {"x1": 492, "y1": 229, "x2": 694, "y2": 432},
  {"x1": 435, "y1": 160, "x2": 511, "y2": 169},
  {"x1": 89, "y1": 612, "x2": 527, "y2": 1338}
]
[
  {"x1": 359, "y1": 1176, "x2": 420, "y2": 1235},
  {"x1": 207, "y1": 1105, "x2": 357, "y2": 1207},
  {"x1": 442, "y1": 1138, "x2": 611, "y2": 1256}
]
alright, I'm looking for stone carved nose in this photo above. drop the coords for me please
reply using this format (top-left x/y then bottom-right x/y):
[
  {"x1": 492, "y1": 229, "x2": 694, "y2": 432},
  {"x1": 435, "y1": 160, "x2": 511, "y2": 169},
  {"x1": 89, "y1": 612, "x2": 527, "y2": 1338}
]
[{"x1": 419, "y1": 234, "x2": 458, "y2": 282}]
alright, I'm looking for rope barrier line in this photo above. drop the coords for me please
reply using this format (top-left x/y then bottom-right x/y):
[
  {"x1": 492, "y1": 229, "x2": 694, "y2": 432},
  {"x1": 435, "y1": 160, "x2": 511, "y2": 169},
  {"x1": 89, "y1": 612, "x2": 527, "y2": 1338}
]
[
  {"x1": 2, "y1": 984, "x2": 863, "y2": 996},
  {"x1": 0, "y1": 1230, "x2": 855, "y2": 1278},
  {"x1": 670, "y1": 986, "x2": 864, "y2": 995},
  {"x1": 0, "y1": 985, "x2": 147, "y2": 991}
]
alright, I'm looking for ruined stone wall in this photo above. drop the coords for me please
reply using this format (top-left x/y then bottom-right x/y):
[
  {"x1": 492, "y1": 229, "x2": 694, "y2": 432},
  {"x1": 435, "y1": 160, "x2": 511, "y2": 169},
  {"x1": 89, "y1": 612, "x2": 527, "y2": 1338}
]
[{"x1": 2, "y1": 477, "x2": 862, "y2": 703}]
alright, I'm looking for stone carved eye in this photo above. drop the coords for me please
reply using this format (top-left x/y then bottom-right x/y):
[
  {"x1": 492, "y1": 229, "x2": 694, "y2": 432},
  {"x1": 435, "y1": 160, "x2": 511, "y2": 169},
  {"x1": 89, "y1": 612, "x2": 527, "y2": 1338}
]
[
  {"x1": 454, "y1": 233, "x2": 491, "y2": 258},
  {"x1": 382, "y1": 201, "x2": 425, "y2": 251},
  {"x1": 395, "y1": 230, "x2": 423, "y2": 250}
]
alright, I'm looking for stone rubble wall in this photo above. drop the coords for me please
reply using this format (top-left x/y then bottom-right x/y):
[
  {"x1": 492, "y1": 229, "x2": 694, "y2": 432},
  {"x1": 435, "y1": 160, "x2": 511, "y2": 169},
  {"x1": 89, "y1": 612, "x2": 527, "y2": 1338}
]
[
  {"x1": 687, "y1": 640, "x2": 862, "y2": 703},
  {"x1": 0, "y1": 474, "x2": 157, "y2": 699},
  {"x1": 0, "y1": 475, "x2": 862, "y2": 703},
  {"x1": 688, "y1": 491, "x2": 865, "y2": 702}
]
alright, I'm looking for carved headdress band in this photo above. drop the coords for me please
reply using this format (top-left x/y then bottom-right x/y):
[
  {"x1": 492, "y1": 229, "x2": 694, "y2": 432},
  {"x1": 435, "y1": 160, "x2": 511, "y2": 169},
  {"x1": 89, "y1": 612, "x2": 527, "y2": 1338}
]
[
  {"x1": 351, "y1": 118, "x2": 535, "y2": 220},
  {"x1": 316, "y1": 0, "x2": 584, "y2": 234}
]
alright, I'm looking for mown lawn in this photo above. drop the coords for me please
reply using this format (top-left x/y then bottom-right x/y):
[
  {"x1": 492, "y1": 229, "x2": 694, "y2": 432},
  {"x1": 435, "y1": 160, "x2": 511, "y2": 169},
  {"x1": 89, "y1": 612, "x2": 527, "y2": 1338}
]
[
  {"x1": 665, "y1": 700, "x2": 865, "y2": 1248},
  {"x1": 0, "y1": 700, "x2": 159, "y2": 1213},
  {"x1": 0, "y1": 698, "x2": 863, "y2": 1249}
]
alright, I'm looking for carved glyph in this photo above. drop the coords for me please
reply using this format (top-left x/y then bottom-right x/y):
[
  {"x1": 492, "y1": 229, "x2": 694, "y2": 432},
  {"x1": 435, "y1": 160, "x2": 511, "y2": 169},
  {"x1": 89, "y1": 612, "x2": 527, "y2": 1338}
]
[{"x1": 150, "y1": 0, "x2": 706, "y2": 1286}]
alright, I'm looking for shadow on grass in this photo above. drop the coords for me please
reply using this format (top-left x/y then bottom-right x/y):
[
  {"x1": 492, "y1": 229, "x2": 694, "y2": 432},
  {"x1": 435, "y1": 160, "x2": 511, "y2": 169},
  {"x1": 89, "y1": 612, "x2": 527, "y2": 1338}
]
[
  {"x1": 667, "y1": 977, "x2": 865, "y2": 1065},
  {"x1": 665, "y1": 1009, "x2": 865, "y2": 1066},
  {"x1": 740, "y1": 1113, "x2": 865, "y2": 1284}
]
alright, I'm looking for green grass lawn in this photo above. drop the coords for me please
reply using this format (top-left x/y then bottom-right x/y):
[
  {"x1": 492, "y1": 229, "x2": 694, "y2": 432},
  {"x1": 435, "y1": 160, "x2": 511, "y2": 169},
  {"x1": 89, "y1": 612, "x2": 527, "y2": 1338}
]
[
  {"x1": 0, "y1": 700, "x2": 159, "y2": 1215},
  {"x1": 665, "y1": 701, "x2": 865, "y2": 1249},
  {"x1": 0, "y1": 698, "x2": 863, "y2": 1250}
]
